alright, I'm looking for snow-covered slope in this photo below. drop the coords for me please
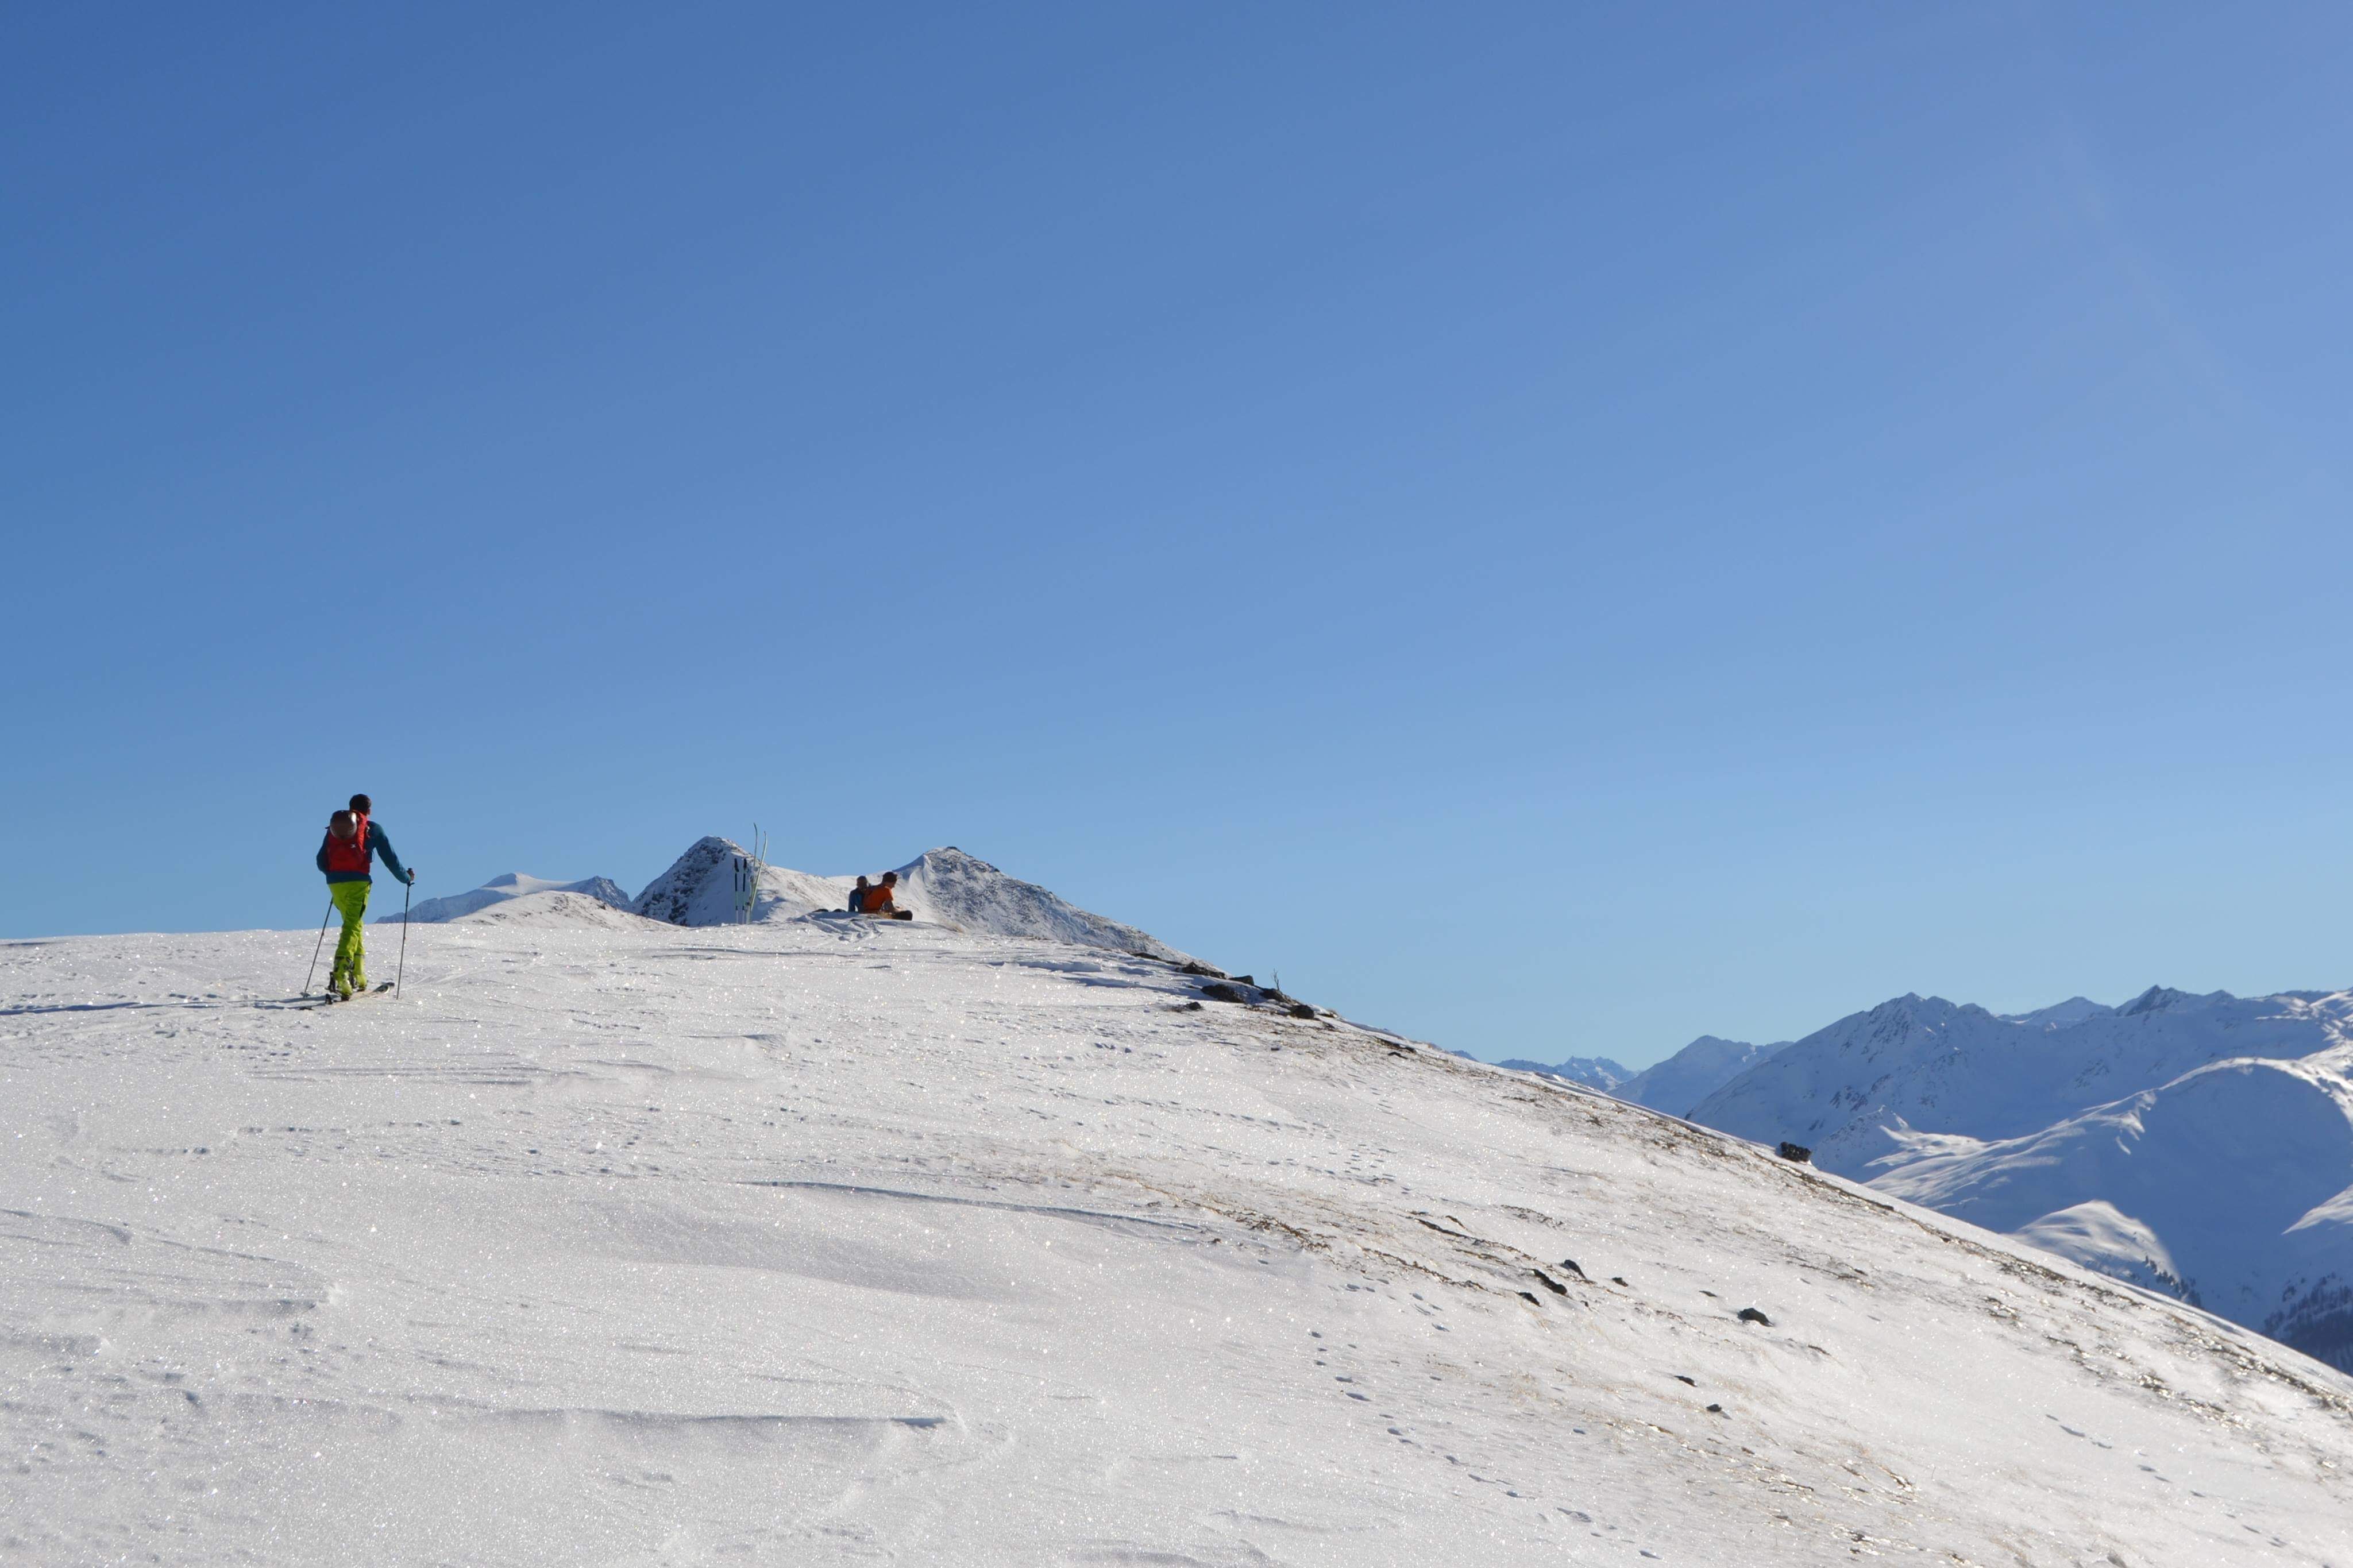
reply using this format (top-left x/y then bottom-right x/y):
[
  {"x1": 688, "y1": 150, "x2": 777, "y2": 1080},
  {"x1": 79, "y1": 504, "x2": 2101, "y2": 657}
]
[
  {"x1": 388, "y1": 871, "x2": 632, "y2": 924},
  {"x1": 1618, "y1": 1034, "x2": 1787, "y2": 1118},
  {"x1": 5, "y1": 923, "x2": 2348, "y2": 1565}
]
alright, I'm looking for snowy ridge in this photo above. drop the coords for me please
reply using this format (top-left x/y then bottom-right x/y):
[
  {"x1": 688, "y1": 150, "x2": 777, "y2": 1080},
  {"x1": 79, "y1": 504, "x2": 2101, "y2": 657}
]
[
  {"x1": 627, "y1": 838, "x2": 1194, "y2": 963},
  {"x1": 882, "y1": 846, "x2": 1193, "y2": 963},
  {"x1": 388, "y1": 872, "x2": 632, "y2": 924},
  {"x1": 3, "y1": 920, "x2": 2347, "y2": 1563}
]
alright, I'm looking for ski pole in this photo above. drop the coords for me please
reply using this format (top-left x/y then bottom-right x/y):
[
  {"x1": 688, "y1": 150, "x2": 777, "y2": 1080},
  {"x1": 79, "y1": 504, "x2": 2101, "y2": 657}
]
[
  {"x1": 395, "y1": 878, "x2": 411, "y2": 997},
  {"x1": 303, "y1": 903, "x2": 332, "y2": 997}
]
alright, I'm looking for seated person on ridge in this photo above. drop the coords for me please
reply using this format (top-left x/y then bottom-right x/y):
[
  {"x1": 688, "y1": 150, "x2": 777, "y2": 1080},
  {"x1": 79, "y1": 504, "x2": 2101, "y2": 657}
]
[{"x1": 858, "y1": 872, "x2": 900, "y2": 915}]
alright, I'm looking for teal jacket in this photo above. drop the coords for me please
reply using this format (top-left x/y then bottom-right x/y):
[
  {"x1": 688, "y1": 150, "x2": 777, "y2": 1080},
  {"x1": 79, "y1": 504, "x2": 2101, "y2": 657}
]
[{"x1": 317, "y1": 822, "x2": 414, "y2": 886}]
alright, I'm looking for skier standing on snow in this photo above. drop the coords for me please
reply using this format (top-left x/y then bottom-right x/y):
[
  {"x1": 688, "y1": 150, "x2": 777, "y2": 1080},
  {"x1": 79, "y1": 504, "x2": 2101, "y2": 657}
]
[{"x1": 315, "y1": 793, "x2": 415, "y2": 998}]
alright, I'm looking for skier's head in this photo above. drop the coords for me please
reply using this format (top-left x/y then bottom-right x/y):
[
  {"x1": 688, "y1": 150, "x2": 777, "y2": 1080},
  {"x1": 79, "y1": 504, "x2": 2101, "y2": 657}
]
[
  {"x1": 855, "y1": 875, "x2": 870, "y2": 887},
  {"x1": 880, "y1": 871, "x2": 898, "y2": 886},
  {"x1": 349, "y1": 794, "x2": 372, "y2": 815},
  {"x1": 329, "y1": 810, "x2": 358, "y2": 841}
]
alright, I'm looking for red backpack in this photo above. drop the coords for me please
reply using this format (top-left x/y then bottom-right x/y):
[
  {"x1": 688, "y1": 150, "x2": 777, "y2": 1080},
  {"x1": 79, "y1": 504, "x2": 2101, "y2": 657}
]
[{"x1": 323, "y1": 814, "x2": 371, "y2": 875}]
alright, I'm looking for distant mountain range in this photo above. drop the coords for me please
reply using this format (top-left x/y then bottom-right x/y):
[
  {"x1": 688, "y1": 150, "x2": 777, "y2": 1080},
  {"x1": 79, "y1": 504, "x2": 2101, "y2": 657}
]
[
  {"x1": 1516, "y1": 986, "x2": 2353, "y2": 1373},
  {"x1": 385, "y1": 872, "x2": 632, "y2": 924},
  {"x1": 1498, "y1": 1034, "x2": 1787, "y2": 1118}
]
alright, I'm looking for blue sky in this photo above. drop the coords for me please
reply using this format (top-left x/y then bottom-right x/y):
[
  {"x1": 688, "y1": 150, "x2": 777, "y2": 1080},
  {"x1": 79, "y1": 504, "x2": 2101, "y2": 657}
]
[{"x1": 5, "y1": 4, "x2": 2348, "y2": 1066}]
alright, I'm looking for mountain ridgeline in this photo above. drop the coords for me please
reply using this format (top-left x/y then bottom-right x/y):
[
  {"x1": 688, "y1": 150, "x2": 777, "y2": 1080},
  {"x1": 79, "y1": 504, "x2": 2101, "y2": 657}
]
[
  {"x1": 1523, "y1": 986, "x2": 2353, "y2": 1373},
  {"x1": 405, "y1": 839, "x2": 1191, "y2": 964}
]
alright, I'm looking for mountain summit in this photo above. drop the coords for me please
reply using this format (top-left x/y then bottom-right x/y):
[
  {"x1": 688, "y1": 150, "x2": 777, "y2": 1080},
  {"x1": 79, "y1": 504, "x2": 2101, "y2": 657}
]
[{"x1": 627, "y1": 838, "x2": 1193, "y2": 962}]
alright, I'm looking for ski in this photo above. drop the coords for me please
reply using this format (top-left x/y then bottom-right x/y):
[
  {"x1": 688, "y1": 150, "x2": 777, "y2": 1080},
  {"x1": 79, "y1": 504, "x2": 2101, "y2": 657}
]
[{"x1": 306, "y1": 982, "x2": 396, "y2": 1009}]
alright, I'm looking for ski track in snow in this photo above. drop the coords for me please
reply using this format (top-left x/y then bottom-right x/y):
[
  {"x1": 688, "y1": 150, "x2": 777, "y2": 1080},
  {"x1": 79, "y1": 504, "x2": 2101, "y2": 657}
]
[{"x1": 2, "y1": 918, "x2": 2350, "y2": 1565}]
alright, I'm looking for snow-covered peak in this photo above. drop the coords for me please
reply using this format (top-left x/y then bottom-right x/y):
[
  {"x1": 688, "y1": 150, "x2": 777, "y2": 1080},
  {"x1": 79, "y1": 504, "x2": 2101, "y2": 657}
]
[
  {"x1": 885, "y1": 846, "x2": 1193, "y2": 963},
  {"x1": 626, "y1": 839, "x2": 1194, "y2": 962},
  {"x1": 1616, "y1": 1035, "x2": 1788, "y2": 1119},
  {"x1": 2119, "y1": 983, "x2": 2210, "y2": 1017},
  {"x1": 2000, "y1": 995, "x2": 2113, "y2": 1030},
  {"x1": 390, "y1": 872, "x2": 632, "y2": 924},
  {"x1": 630, "y1": 836, "x2": 848, "y2": 926}
]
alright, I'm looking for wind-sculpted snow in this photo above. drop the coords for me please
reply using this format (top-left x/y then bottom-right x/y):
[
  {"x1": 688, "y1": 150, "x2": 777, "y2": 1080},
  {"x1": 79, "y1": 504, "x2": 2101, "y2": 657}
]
[
  {"x1": 3, "y1": 925, "x2": 2350, "y2": 1565},
  {"x1": 390, "y1": 871, "x2": 632, "y2": 924}
]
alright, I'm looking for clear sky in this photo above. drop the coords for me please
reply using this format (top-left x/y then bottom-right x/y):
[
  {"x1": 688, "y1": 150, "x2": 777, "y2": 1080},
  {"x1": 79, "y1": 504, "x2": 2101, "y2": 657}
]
[{"x1": 5, "y1": 5, "x2": 2348, "y2": 1067}]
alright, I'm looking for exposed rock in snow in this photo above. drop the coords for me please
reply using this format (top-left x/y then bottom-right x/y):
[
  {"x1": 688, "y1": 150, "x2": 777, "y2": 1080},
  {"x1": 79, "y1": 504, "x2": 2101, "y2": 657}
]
[
  {"x1": 384, "y1": 872, "x2": 631, "y2": 924},
  {"x1": 628, "y1": 836, "x2": 851, "y2": 926}
]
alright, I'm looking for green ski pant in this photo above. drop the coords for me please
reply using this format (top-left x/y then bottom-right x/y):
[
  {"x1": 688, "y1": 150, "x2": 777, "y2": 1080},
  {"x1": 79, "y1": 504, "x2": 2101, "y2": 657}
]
[{"x1": 329, "y1": 882, "x2": 371, "y2": 990}]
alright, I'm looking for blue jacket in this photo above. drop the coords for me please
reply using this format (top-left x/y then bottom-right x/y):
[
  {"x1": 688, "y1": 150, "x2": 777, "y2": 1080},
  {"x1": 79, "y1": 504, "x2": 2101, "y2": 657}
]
[{"x1": 318, "y1": 822, "x2": 414, "y2": 886}]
